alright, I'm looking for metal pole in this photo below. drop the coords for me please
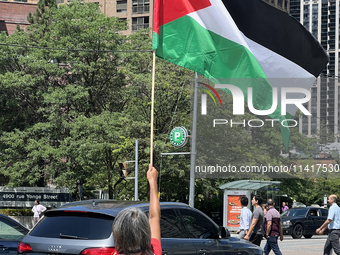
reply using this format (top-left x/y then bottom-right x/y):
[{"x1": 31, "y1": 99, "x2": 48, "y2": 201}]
[
  {"x1": 135, "y1": 140, "x2": 138, "y2": 201},
  {"x1": 161, "y1": 152, "x2": 191, "y2": 156},
  {"x1": 189, "y1": 73, "x2": 198, "y2": 207}
]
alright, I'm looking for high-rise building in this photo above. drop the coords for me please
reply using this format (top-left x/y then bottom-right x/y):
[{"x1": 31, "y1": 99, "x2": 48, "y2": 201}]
[
  {"x1": 57, "y1": 0, "x2": 153, "y2": 35},
  {"x1": 291, "y1": 0, "x2": 339, "y2": 139},
  {"x1": 263, "y1": 0, "x2": 290, "y2": 12},
  {"x1": 56, "y1": 0, "x2": 288, "y2": 35}
]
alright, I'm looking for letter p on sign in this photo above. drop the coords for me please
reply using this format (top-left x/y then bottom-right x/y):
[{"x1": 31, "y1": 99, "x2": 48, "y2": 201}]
[{"x1": 174, "y1": 132, "x2": 181, "y2": 140}]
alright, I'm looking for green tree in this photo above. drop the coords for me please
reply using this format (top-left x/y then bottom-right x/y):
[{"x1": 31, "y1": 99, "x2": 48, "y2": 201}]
[{"x1": 0, "y1": 1, "x2": 130, "y2": 193}]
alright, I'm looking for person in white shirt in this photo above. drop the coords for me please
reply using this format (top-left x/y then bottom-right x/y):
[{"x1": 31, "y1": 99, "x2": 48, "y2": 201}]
[
  {"x1": 32, "y1": 200, "x2": 46, "y2": 225},
  {"x1": 237, "y1": 197, "x2": 252, "y2": 239},
  {"x1": 316, "y1": 194, "x2": 340, "y2": 255}
]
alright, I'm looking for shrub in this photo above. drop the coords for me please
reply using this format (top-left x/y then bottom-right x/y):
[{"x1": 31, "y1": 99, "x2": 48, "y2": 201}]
[{"x1": 0, "y1": 209, "x2": 33, "y2": 216}]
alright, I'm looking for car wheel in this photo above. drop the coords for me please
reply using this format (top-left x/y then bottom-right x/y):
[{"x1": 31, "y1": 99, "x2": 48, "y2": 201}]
[
  {"x1": 292, "y1": 224, "x2": 303, "y2": 239},
  {"x1": 304, "y1": 235, "x2": 313, "y2": 238}
]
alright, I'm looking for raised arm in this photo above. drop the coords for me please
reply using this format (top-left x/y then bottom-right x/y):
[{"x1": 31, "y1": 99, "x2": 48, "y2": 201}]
[{"x1": 147, "y1": 164, "x2": 161, "y2": 242}]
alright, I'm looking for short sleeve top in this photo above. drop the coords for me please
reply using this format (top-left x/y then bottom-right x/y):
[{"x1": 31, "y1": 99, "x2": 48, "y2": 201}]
[{"x1": 113, "y1": 238, "x2": 162, "y2": 255}]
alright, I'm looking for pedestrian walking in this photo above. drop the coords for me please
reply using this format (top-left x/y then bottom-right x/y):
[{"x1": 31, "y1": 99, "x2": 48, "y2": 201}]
[
  {"x1": 244, "y1": 195, "x2": 265, "y2": 246},
  {"x1": 316, "y1": 194, "x2": 340, "y2": 255},
  {"x1": 264, "y1": 199, "x2": 283, "y2": 255},
  {"x1": 32, "y1": 200, "x2": 46, "y2": 225},
  {"x1": 236, "y1": 197, "x2": 252, "y2": 239}
]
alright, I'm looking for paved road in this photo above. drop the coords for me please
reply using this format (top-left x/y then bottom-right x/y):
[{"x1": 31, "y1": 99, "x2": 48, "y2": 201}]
[
  {"x1": 260, "y1": 235, "x2": 327, "y2": 255},
  {"x1": 231, "y1": 234, "x2": 327, "y2": 255}
]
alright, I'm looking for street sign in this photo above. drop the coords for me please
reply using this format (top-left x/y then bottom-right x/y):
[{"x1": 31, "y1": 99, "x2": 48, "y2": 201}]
[{"x1": 170, "y1": 127, "x2": 188, "y2": 147}]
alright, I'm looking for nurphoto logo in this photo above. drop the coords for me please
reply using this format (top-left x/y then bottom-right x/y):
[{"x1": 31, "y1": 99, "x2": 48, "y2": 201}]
[{"x1": 199, "y1": 83, "x2": 312, "y2": 128}]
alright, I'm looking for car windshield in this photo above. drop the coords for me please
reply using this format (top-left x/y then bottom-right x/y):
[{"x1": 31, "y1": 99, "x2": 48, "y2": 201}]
[
  {"x1": 30, "y1": 213, "x2": 114, "y2": 240},
  {"x1": 281, "y1": 208, "x2": 308, "y2": 217}
]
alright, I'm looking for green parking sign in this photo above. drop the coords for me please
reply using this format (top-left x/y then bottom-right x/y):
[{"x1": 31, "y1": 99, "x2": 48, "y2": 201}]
[{"x1": 170, "y1": 127, "x2": 188, "y2": 147}]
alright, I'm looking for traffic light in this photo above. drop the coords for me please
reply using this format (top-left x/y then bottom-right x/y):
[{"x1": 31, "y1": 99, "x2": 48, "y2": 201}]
[{"x1": 118, "y1": 162, "x2": 128, "y2": 178}]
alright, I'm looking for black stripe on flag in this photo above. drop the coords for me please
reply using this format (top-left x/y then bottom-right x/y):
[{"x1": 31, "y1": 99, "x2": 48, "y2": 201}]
[{"x1": 222, "y1": 0, "x2": 328, "y2": 77}]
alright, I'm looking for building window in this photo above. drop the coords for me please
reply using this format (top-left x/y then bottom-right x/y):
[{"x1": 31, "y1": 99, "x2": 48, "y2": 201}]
[
  {"x1": 117, "y1": 0, "x2": 127, "y2": 13},
  {"x1": 303, "y1": 4, "x2": 310, "y2": 30},
  {"x1": 132, "y1": 16, "x2": 149, "y2": 31},
  {"x1": 132, "y1": 0, "x2": 150, "y2": 14}
]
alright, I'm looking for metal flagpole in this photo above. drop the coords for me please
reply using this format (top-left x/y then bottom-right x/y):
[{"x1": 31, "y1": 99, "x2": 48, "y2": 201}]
[{"x1": 189, "y1": 72, "x2": 198, "y2": 208}]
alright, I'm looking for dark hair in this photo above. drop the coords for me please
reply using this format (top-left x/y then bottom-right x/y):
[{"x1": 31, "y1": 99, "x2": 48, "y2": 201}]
[
  {"x1": 254, "y1": 195, "x2": 263, "y2": 205},
  {"x1": 35, "y1": 200, "x2": 40, "y2": 204},
  {"x1": 240, "y1": 197, "x2": 248, "y2": 207}
]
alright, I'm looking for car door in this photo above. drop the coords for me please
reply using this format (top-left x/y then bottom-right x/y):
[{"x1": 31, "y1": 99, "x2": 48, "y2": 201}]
[
  {"x1": 177, "y1": 208, "x2": 237, "y2": 255},
  {"x1": 304, "y1": 208, "x2": 318, "y2": 234},
  {"x1": 159, "y1": 209, "x2": 197, "y2": 255},
  {"x1": 317, "y1": 208, "x2": 329, "y2": 233},
  {"x1": 0, "y1": 216, "x2": 28, "y2": 255}
]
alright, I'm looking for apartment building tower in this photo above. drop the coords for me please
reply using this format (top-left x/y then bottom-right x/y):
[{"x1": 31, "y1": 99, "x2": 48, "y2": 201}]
[
  {"x1": 0, "y1": 0, "x2": 38, "y2": 35},
  {"x1": 59, "y1": 0, "x2": 289, "y2": 35},
  {"x1": 290, "y1": 0, "x2": 339, "y2": 138},
  {"x1": 57, "y1": 0, "x2": 153, "y2": 35}
]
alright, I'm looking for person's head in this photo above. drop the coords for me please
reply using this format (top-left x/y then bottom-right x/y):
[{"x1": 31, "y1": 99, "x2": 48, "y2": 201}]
[
  {"x1": 262, "y1": 203, "x2": 268, "y2": 210},
  {"x1": 34, "y1": 200, "x2": 39, "y2": 205},
  {"x1": 240, "y1": 197, "x2": 249, "y2": 207},
  {"x1": 112, "y1": 207, "x2": 153, "y2": 255},
  {"x1": 328, "y1": 194, "x2": 338, "y2": 205},
  {"x1": 282, "y1": 202, "x2": 286, "y2": 207},
  {"x1": 252, "y1": 195, "x2": 263, "y2": 206},
  {"x1": 267, "y1": 199, "x2": 275, "y2": 208}
]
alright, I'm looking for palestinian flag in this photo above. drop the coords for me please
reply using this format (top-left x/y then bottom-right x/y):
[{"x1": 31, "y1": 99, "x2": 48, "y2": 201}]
[{"x1": 152, "y1": 0, "x2": 328, "y2": 149}]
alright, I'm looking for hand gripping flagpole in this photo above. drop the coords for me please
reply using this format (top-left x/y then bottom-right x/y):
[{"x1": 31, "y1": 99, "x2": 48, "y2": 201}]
[{"x1": 150, "y1": 50, "x2": 156, "y2": 166}]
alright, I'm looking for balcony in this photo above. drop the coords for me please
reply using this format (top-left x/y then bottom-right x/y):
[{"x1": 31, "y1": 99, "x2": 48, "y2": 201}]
[
  {"x1": 131, "y1": 23, "x2": 149, "y2": 31},
  {"x1": 132, "y1": 5, "x2": 150, "y2": 14}
]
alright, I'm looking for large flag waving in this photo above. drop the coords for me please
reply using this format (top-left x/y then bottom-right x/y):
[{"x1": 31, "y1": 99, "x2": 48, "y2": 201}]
[{"x1": 152, "y1": 0, "x2": 328, "y2": 150}]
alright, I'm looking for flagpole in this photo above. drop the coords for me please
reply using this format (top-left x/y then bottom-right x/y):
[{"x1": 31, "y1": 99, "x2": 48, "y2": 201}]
[
  {"x1": 150, "y1": 49, "x2": 156, "y2": 166},
  {"x1": 189, "y1": 72, "x2": 198, "y2": 208}
]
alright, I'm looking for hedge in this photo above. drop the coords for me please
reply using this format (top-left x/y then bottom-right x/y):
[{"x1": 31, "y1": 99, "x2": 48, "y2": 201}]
[{"x1": 0, "y1": 209, "x2": 33, "y2": 216}]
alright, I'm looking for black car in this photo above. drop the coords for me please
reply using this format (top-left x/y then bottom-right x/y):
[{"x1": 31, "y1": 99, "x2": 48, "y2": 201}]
[
  {"x1": 281, "y1": 206, "x2": 328, "y2": 239},
  {"x1": 0, "y1": 214, "x2": 28, "y2": 255},
  {"x1": 18, "y1": 200, "x2": 263, "y2": 255}
]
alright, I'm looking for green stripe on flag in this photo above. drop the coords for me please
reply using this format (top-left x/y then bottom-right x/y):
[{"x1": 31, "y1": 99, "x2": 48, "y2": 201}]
[
  {"x1": 156, "y1": 15, "x2": 291, "y2": 150},
  {"x1": 152, "y1": 32, "x2": 159, "y2": 51}
]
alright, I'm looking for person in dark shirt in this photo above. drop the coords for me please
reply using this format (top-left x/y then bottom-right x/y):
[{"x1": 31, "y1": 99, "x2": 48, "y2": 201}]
[
  {"x1": 244, "y1": 195, "x2": 264, "y2": 246},
  {"x1": 264, "y1": 199, "x2": 283, "y2": 255}
]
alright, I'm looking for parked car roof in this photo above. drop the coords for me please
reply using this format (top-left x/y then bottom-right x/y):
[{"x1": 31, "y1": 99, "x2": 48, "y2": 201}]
[
  {"x1": 52, "y1": 200, "x2": 192, "y2": 217},
  {"x1": 0, "y1": 213, "x2": 29, "y2": 230}
]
